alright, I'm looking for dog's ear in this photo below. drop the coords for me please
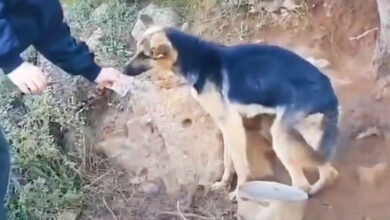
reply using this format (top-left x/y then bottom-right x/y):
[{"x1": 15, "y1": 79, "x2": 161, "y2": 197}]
[
  {"x1": 152, "y1": 43, "x2": 170, "y2": 59},
  {"x1": 140, "y1": 14, "x2": 154, "y2": 28}
]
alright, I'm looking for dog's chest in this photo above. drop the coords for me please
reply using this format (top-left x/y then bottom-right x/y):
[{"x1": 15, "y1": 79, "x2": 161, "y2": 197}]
[
  {"x1": 191, "y1": 85, "x2": 279, "y2": 120},
  {"x1": 231, "y1": 103, "x2": 278, "y2": 118}
]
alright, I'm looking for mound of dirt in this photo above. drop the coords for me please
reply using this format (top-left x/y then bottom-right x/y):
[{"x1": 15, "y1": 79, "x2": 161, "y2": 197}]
[{"x1": 96, "y1": 72, "x2": 224, "y2": 193}]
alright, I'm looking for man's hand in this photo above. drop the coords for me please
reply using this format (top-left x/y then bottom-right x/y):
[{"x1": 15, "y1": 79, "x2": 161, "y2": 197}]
[
  {"x1": 95, "y1": 68, "x2": 133, "y2": 97},
  {"x1": 94, "y1": 67, "x2": 127, "y2": 90},
  {"x1": 7, "y1": 62, "x2": 48, "y2": 94}
]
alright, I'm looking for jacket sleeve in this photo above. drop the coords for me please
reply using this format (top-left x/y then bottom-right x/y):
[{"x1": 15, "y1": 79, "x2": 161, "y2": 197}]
[
  {"x1": 0, "y1": 0, "x2": 24, "y2": 74},
  {"x1": 34, "y1": 19, "x2": 101, "y2": 82}
]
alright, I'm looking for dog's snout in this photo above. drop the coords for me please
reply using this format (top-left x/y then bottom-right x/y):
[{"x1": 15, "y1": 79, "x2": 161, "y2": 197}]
[{"x1": 123, "y1": 56, "x2": 153, "y2": 76}]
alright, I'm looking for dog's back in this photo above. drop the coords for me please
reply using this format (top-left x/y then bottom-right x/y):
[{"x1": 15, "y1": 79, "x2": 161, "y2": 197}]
[
  {"x1": 219, "y1": 44, "x2": 338, "y2": 116},
  {"x1": 217, "y1": 43, "x2": 339, "y2": 160}
]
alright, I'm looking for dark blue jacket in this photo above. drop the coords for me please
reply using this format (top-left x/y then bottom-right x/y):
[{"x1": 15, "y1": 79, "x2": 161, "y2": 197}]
[{"x1": 0, "y1": 0, "x2": 101, "y2": 81}]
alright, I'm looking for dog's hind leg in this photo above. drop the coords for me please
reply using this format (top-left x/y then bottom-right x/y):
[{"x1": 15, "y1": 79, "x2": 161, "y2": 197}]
[
  {"x1": 271, "y1": 111, "x2": 325, "y2": 193},
  {"x1": 299, "y1": 110, "x2": 340, "y2": 195}
]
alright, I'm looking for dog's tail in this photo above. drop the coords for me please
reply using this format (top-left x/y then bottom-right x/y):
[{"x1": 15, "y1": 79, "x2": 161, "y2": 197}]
[{"x1": 318, "y1": 106, "x2": 340, "y2": 160}]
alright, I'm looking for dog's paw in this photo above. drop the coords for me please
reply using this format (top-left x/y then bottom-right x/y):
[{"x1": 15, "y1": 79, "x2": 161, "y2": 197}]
[
  {"x1": 327, "y1": 166, "x2": 339, "y2": 183},
  {"x1": 309, "y1": 183, "x2": 322, "y2": 195},
  {"x1": 229, "y1": 190, "x2": 238, "y2": 202},
  {"x1": 296, "y1": 184, "x2": 312, "y2": 194},
  {"x1": 310, "y1": 167, "x2": 339, "y2": 195},
  {"x1": 211, "y1": 181, "x2": 228, "y2": 191}
]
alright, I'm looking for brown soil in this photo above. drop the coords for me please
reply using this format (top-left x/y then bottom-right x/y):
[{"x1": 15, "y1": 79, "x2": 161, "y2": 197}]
[{"x1": 83, "y1": 0, "x2": 390, "y2": 219}]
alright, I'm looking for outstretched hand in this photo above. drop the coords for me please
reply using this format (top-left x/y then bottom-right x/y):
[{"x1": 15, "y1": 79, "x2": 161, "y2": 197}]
[
  {"x1": 95, "y1": 67, "x2": 133, "y2": 97},
  {"x1": 7, "y1": 64, "x2": 127, "y2": 95},
  {"x1": 94, "y1": 67, "x2": 123, "y2": 90},
  {"x1": 7, "y1": 62, "x2": 48, "y2": 94}
]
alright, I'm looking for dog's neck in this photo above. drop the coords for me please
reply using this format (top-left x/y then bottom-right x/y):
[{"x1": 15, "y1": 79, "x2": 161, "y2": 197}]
[{"x1": 165, "y1": 28, "x2": 223, "y2": 92}]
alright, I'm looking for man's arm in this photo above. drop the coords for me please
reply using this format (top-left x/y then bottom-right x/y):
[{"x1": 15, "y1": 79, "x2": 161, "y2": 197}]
[
  {"x1": 0, "y1": 0, "x2": 45, "y2": 94},
  {"x1": 34, "y1": 21, "x2": 102, "y2": 82},
  {"x1": 0, "y1": 0, "x2": 24, "y2": 74},
  {"x1": 33, "y1": 20, "x2": 124, "y2": 91},
  {"x1": 2, "y1": 0, "x2": 124, "y2": 94}
]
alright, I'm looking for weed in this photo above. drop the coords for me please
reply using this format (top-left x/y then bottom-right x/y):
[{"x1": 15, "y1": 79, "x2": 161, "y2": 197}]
[
  {"x1": 65, "y1": 0, "x2": 139, "y2": 67},
  {"x1": 153, "y1": 0, "x2": 201, "y2": 21},
  {"x1": 0, "y1": 76, "x2": 87, "y2": 220},
  {"x1": 0, "y1": 1, "x2": 142, "y2": 219},
  {"x1": 235, "y1": 21, "x2": 251, "y2": 41}
]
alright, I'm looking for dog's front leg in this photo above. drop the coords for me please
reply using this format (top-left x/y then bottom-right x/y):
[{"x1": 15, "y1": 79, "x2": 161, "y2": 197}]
[
  {"x1": 217, "y1": 110, "x2": 250, "y2": 201},
  {"x1": 190, "y1": 87, "x2": 249, "y2": 200},
  {"x1": 211, "y1": 135, "x2": 234, "y2": 190}
]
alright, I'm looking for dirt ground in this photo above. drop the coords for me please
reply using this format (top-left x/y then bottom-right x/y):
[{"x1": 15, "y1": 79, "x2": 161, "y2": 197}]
[{"x1": 83, "y1": 0, "x2": 390, "y2": 219}]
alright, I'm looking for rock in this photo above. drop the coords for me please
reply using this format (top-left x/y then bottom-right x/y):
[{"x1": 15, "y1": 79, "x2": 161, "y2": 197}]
[
  {"x1": 282, "y1": 0, "x2": 299, "y2": 10},
  {"x1": 131, "y1": 3, "x2": 180, "y2": 42},
  {"x1": 139, "y1": 181, "x2": 161, "y2": 195},
  {"x1": 229, "y1": 0, "x2": 298, "y2": 13},
  {"x1": 58, "y1": 209, "x2": 80, "y2": 220},
  {"x1": 97, "y1": 72, "x2": 223, "y2": 194},
  {"x1": 355, "y1": 126, "x2": 382, "y2": 139},
  {"x1": 357, "y1": 162, "x2": 388, "y2": 187},
  {"x1": 306, "y1": 57, "x2": 331, "y2": 69},
  {"x1": 86, "y1": 28, "x2": 104, "y2": 52},
  {"x1": 91, "y1": 3, "x2": 109, "y2": 21},
  {"x1": 253, "y1": 39, "x2": 264, "y2": 44},
  {"x1": 180, "y1": 21, "x2": 192, "y2": 33}
]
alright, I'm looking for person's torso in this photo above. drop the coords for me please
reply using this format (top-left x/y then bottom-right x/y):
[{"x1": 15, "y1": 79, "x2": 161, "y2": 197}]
[{"x1": 4, "y1": 0, "x2": 62, "y2": 50}]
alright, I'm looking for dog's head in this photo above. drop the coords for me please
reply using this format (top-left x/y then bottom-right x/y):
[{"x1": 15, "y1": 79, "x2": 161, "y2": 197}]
[{"x1": 123, "y1": 14, "x2": 178, "y2": 76}]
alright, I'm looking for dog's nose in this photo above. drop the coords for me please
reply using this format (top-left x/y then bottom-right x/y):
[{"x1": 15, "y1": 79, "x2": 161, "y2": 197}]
[
  {"x1": 123, "y1": 62, "x2": 151, "y2": 76},
  {"x1": 123, "y1": 64, "x2": 139, "y2": 76}
]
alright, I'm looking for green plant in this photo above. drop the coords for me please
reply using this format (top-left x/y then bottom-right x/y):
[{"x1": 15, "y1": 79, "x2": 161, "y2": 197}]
[
  {"x1": 65, "y1": 0, "x2": 139, "y2": 67},
  {"x1": 0, "y1": 1, "x2": 143, "y2": 218},
  {"x1": 153, "y1": 0, "x2": 201, "y2": 20},
  {"x1": 0, "y1": 76, "x2": 87, "y2": 220}
]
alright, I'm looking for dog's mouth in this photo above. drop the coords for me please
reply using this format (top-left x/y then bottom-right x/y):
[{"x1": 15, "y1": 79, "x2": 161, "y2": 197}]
[
  {"x1": 123, "y1": 52, "x2": 154, "y2": 76},
  {"x1": 123, "y1": 63, "x2": 152, "y2": 76}
]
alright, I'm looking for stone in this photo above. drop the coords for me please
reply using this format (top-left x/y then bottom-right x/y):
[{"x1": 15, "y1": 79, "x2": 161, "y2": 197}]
[
  {"x1": 58, "y1": 209, "x2": 80, "y2": 220},
  {"x1": 228, "y1": 0, "x2": 298, "y2": 13},
  {"x1": 357, "y1": 162, "x2": 388, "y2": 187},
  {"x1": 306, "y1": 57, "x2": 331, "y2": 69},
  {"x1": 355, "y1": 126, "x2": 382, "y2": 139},
  {"x1": 131, "y1": 3, "x2": 180, "y2": 42},
  {"x1": 86, "y1": 28, "x2": 104, "y2": 52},
  {"x1": 139, "y1": 181, "x2": 161, "y2": 195},
  {"x1": 91, "y1": 3, "x2": 109, "y2": 21}
]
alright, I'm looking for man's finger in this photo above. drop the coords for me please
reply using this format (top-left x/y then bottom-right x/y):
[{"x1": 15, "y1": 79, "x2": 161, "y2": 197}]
[
  {"x1": 19, "y1": 83, "x2": 30, "y2": 94},
  {"x1": 34, "y1": 69, "x2": 48, "y2": 86},
  {"x1": 26, "y1": 81, "x2": 39, "y2": 93},
  {"x1": 40, "y1": 71, "x2": 49, "y2": 87},
  {"x1": 33, "y1": 78, "x2": 46, "y2": 92}
]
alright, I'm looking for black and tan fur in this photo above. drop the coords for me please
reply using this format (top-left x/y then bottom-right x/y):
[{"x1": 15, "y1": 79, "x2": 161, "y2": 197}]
[{"x1": 123, "y1": 14, "x2": 341, "y2": 199}]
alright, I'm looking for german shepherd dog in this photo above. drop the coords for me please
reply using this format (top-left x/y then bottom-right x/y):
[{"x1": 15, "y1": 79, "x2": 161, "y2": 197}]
[{"x1": 124, "y1": 14, "x2": 340, "y2": 199}]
